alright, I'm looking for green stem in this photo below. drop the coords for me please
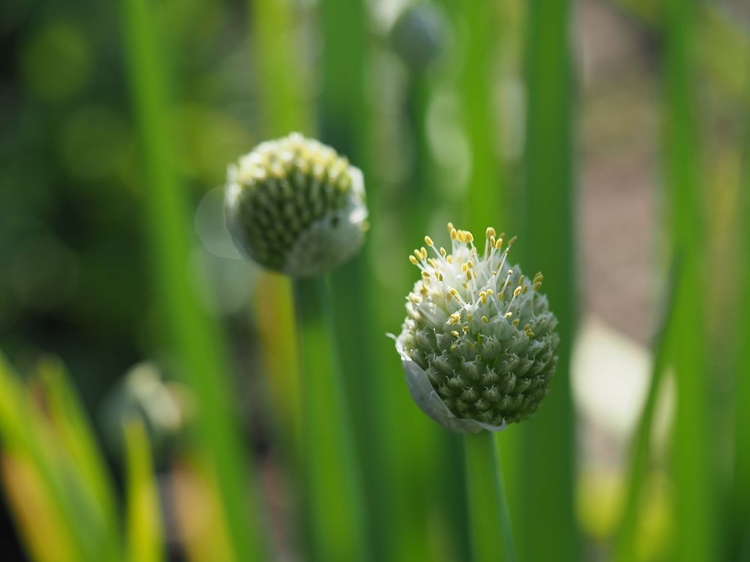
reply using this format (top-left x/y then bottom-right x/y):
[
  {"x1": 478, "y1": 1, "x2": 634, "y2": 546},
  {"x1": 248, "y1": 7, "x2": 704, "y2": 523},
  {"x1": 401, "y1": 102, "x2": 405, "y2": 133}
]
[
  {"x1": 120, "y1": 0, "x2": 264, "y2": 558},
  {"x1": 614, "y1": 258, "x2": 681, "y2": 562},
  {"x1": 463, "y1": 431, "x2": 516, "y2": 562},
  {"x1": 293, "y1": 276, "x2": 368, "y2": 562}
]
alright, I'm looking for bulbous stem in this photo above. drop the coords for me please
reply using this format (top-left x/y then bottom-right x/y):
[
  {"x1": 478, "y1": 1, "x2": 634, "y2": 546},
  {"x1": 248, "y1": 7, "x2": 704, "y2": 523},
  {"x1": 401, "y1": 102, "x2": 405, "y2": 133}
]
[{"x1": 463, "y1": 431, "x2": 516, "y2": 562}]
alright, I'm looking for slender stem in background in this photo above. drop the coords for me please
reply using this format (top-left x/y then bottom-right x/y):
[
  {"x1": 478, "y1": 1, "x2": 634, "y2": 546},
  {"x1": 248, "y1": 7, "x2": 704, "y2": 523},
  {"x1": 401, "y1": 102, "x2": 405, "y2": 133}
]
[
  {"x1": 124, "y1": 419, "x2": 163, "y2": 562},
  {"x1": 250, "y1": 0, "x2": 307, "y2": 471},
  {"x1": 120, "y1": 0, "x2": 264, "y2": 559},
  {"x1": 463, "y1": 431, "x2": 516, "y2": 562},
  {"x1": 293, "y1": 276, "x2": 368, "y2": 562},
  {"x1": 662, "y1": 0, "x2": 717, "y2": 559},
  {"x1": 733, "y1": 38, "x2": 750, "y2": 561},
  {"x1": 614, "y1": 258, "x2": 681, "y2": 562},
  {"x1": 519, "y1": 0, "x2": 578, "y2": 560}
]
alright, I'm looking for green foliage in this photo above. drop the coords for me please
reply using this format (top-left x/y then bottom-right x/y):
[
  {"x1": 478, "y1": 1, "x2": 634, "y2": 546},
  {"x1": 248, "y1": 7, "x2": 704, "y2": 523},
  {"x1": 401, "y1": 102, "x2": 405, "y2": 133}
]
[{"x1": 1, "y1": 0, "x2": 750, "y2": 560}]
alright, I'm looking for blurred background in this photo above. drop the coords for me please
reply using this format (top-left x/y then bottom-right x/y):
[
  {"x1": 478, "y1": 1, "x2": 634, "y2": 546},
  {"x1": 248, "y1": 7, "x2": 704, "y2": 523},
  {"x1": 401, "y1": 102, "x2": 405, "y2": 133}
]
[{"x1": 1, "y1": 0, "x2": 750, "y2": 560}]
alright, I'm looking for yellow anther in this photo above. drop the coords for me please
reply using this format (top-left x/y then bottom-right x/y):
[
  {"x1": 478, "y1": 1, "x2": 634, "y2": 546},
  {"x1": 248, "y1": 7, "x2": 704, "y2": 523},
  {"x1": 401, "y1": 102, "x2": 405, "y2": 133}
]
[
  {"x1": 450, "y1": 228, "x2": 458, "y2": 240},
  {"x1": 512, "y1": 318, "x2": 520, "y2": 326},
  {"x1": 523, "y1": 285, "x2": 529, "y2": 294},
  {"x1": 467, "y1": 313, "x2": 473, "y2": 321},
  {"x1": 427, "y1": 258, "x2": 437, "y2": 268},
  {"x1": 409, "y1": 255, "x2": 419, "y2": 265},
  {"x1": 462, "y1": 282, "x2": 469, "y2": 289},
  {"x1": 449, "y1": 313, "x2": 460, "y2": 324},
  {"x1": 518, "y1": 274, "x2": 525, "y2": 285},
  {"x1": 486, "y1": 227, "x2": 496, "y2": 239},
  {"x1": 480, "y1": 291, "x2": 487, "y2": 304},
  {"x1": 414, "y1": 249, "x2": 422, "y2": 260},
  {"x1": 505, "y1": 311, "x2": 513, "y2": 318},
  {"x1": 420, "y1": 284, "x2": 428, "y2": 295},
  {"x1": 466, "y1": 232, "x2": 474, "y2": 243},
  {"x1": 462, "y1": 263, "x2": 469, "y2": 273},
  {"x1": 440, "y1": 247, "x2": 447, "y2": 257},
  {"x1": 447, "y1": 255, "x2": 453, "y2": 264},
  {"x1": 514, "y1": 286, "x2": 523, "y2": 297},
  {"x1": 436, "y1": 272, "x2": 444, "y2": 281},
  {"x1": 482, "y1": 316, "x2": 489, "y2": 323},
  {"x1": 508, "y1": 235, "x2": 517, "y2": 246},
  {"x1": 425, "y1": 235, "x2": 434, "y2": 247},
  {"x1": 467, "y1": 260, "x2": 474, "y2": 268},
  {"x1": 421, "y1": 271, "x2": 430, "y2": 279},
  {"x1": 533, "y1": 282, "x2": 542, "y2": 291},
  {"x1": 486, "y1": 289, "x2": 494, "y2": 296},
  {"x1": 495, "y1": 239, "x2": 503, "y2": 250},
  {"x1": 451, "y1": 330, "x2": 460, "y2": 337},
  {"x1": 447, "y1": 222, "x2": 455, "y2": 232},
  {"x1": 462, "y1": 326, "x2": 469, "y2": 333},
  {"x1": 420, "y1": 247, "x2": 428, "y2": 259}
]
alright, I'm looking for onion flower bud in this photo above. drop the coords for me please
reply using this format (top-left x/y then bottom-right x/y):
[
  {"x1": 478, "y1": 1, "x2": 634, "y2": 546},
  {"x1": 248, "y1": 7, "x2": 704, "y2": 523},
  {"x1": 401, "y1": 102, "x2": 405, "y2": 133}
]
[
  {"x1": 394, "y1": 224, "x2": 560, "y2": 433},
  {"x1": 225, "y1": 133, "x2": 369, "y2": 277}
]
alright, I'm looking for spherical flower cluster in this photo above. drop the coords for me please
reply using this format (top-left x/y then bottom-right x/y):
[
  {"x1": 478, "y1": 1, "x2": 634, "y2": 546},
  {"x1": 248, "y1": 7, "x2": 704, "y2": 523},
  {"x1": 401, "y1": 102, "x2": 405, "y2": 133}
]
[
  {"x1": 394, "y1": 224, "x2": 560, "y2": 433},
  {"x1": 225, "y1": 133, "x2": 369, "y2": 277}
]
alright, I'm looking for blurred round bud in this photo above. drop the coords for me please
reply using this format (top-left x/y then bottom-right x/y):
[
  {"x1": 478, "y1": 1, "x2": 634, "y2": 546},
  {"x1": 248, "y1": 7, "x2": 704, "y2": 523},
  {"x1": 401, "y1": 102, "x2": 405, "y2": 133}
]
[
  {"x1": 394, "y1": 224, "x2": 560, "y2": 433},
  {"x1": 389, "y1": 3, "x2": 447, "y2": 73},
  {"x1": 225, "y1": 133, "x2": 369, "y2": 277},
  {"x1": 101, "y1": 362, "x2": 194, "y2": 462}
]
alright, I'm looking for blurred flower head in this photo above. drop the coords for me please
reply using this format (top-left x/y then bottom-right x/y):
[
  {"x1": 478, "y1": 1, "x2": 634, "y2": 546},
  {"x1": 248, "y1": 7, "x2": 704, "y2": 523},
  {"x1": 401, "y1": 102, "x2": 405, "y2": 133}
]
[
  {"x1": 225, "y1": 133, "x2": 369, "y2": 277},
  {"x1": 394, "y1": 224, "x2": 559, "y2": 433}
]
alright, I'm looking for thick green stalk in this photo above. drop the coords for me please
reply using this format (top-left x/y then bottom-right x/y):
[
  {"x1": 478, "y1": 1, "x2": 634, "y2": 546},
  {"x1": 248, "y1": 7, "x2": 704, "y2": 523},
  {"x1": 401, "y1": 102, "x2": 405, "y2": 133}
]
[
  {"x1": 293, "y1": 276, "x2": 368, "y2": 562},
  {"x1": 614, "y1": 260, "x2": 681, "y2": 562},
  {"x1": 461, "y1": 0, "x2": 502, "y2": 233},
  {"x1": 120, "y1": 0, "x2": 263, "y2": 558},
  {"x1": 251, "y1": 0, "x2": 311, "y2": 137},
  {"x1": 662, "y1": 0, "x2": 717, "y2": 559},
  {"x1": 732, "y1": 45, "x2": 750, "y2": 562},
  {"x1": 519, "y1": 0, "x2": 578, "y2": 560},
  {"x1": 464, "y1": 431, "x2": 516, "y2": 562}
]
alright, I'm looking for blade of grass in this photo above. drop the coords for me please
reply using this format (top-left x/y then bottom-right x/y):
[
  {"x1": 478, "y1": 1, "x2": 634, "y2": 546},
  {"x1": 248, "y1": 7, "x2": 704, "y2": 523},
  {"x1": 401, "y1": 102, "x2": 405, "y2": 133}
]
[
  {"x1": 0, "y1": 354, "x2": 109, "y2": 561},
  {"x1": 662, "y1": 0, "x2": 717, "y2": 559},
  {"x1": 38, "y1": 358, "x2": 119, "y2": 538},
  {"x1": 293, "y1": 276, "x2": 367, "y2": 562},
  {"x1": 614, "y1": 258, "x2": 681, "y2": 562},
  {"x1": 463, "y1": 431, "x2": 516, "y2": 562},
  {"x1": 518, "y1": 0, "x2": 578, "y2": 560},
  {"x1": 732, "y1": 47, "x2": 750, "y2": 561},
  {"x1": 1, "y1": 451, "x2": 78, "y2": 562},
  {"x1": 120, "y1": 0, "x2": 264, "y2": 558},
  {"x1": 124, "y1": 419, "x2": 163, "y2": 562}
]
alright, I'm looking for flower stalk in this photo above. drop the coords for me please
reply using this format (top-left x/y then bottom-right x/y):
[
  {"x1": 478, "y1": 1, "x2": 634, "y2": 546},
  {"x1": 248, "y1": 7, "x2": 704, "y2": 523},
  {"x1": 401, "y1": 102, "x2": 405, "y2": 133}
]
[
  {"x1": 293, "y1": 276, "x2": 368, "y2": 562},
  {"x1": 464, "y1": 431, "x2": 516, "y2": 562}
]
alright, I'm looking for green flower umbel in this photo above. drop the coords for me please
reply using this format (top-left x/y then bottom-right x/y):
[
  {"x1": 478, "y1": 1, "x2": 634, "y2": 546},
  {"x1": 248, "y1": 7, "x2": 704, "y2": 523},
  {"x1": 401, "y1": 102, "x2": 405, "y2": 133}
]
[
  {"x1": 225, "y1": 133, "x2": 369, "y2": 277},
  {"x1": 395, "y1": 224, "x2": 560, "y2": 433}
]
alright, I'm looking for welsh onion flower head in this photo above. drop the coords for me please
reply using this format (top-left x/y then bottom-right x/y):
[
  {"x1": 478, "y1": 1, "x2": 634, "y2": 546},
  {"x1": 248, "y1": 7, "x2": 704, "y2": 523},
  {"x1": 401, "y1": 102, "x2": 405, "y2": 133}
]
[
  {"x1": 395, "y1": 224, "x2": 560, "y2": 433},
  {"x1": 225, "y1": 133, "x2": 369, "y2": 277}
]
